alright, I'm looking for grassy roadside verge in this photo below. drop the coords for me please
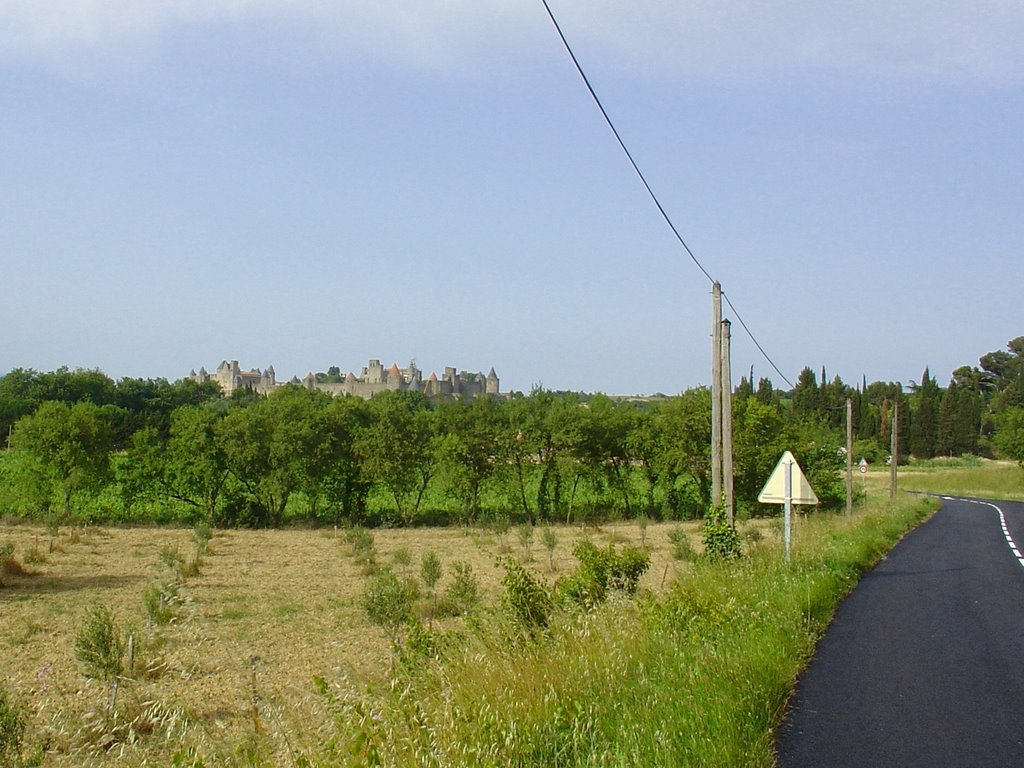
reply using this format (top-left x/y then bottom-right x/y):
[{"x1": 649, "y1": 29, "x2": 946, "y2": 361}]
[
  {"x1": 896, "y1": 458, "x2": 1024, "y2": 501},
  {"x1": 316, "y1": 495, "x2": 938, "y2": 767}
]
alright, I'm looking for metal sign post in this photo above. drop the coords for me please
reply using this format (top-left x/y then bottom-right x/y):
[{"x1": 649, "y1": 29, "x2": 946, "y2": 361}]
[
  {"x1": 759, "y1": 450, "x2": 818, "y2": 564},
  {"x1": 784, "y1": 458, "x2": 793, "y2": 563}
]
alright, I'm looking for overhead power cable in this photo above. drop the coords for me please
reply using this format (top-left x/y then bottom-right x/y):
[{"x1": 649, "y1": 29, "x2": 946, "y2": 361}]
[{"x1": 539, "y1": 0, "x2": 794, "y2": 389}]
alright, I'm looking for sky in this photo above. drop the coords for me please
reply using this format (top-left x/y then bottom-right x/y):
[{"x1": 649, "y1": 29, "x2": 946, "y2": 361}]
[{"x1": 1, "y1": 1, "x2": 1022, "y2": 396}]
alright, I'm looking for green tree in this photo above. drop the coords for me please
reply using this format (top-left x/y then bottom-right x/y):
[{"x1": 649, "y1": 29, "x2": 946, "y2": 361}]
[
  {"x1": 909, "y1": 367, "x2": 939, "y2": 459},
  {"x1": 219, "y1": 386, "x2": 321, "y2": 526},
  {"x1": 791, "y1": 367, "x2": 821, "y2": 419},
  {"x1": 435, "y1": 397, "x2": 500, "y2": 525},
  {"x1": 995, "y1": 407, "x2": 1024, "y2": 466},
  {"x1": 499, "y1": 390, "x2": 584, "y2": 524},
  {"x1": 656, "y1": 387, "x2": 713, "y2": 519},
  {"x1": 9, "y1": 400, "x2": 112, "y2": 518},
  {"x1": 161, "y1": 405, "x2": 233, "y2": 524},
  {"x1": 355, "y1": 391, "x2": 437, "y2": 525},
  {"x1": 732, "y1": 397, "x2": 787, "y2": 513},
  {"x1": 307, "y1": 396, "x2": 371, "y2": 524},
  {"x1": 578, "y1": 394, "x2": 635, "y2": 518}
]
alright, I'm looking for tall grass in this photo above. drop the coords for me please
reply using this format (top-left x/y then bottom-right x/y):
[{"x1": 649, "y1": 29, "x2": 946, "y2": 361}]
[
  {"x1": 897, "y1": 458, "x2": 1024, "y2": 501},
  {"x1": 316, "y1": 496, "x2": 936, "y2": 767}
]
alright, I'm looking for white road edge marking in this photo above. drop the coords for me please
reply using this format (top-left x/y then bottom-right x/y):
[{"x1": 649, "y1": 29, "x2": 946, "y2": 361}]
[{"x1": 975, "y1": 500, "x2": 1024, "y2": 570}]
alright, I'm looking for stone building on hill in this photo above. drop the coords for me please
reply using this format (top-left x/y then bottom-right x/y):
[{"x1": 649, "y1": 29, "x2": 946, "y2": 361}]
[{"x1": 189, "y1": 359, "x2": 500, "y2": 400}]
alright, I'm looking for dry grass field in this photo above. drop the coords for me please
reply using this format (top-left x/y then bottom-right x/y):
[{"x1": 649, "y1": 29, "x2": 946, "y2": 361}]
[{"x1": 0, "y1": 518, "x2": 729, "y2": 766}]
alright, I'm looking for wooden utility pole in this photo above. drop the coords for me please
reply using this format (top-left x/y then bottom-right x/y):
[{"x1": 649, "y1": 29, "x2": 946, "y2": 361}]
[
  {"x1": 846, "y1": 397, "x2": 853, "y2": 517},
  {"x1": 711, "y1": 282, "x2": 722, "y2": 507},
  {"x1": 889, "y1": 402, "x2": 899, "y2": 499},
  {"x1": 722, "y1": 319, "x2": 734, "y2": 526}
]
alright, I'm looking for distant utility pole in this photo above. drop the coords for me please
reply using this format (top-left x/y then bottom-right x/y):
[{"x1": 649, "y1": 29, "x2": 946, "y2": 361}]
[
  {"x1": 846, "y1": 397, "x2": 853, "y2": 517},
  {"x1": 889, "y1": 402, "x2": 899, "y2": 499},
  {"x1": 722, "y1": 319, "x2": 734, "y2": 526},
  {"x1": 711, "y1": 282, "x2": 723, "y2": 507}
]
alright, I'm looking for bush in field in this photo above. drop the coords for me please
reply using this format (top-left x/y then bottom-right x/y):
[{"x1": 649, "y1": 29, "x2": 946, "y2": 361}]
[
  {"x1": 159, "y1": 543, "x2": 183, "y2": 571},
  {"x1": 360, "y1": 569, "x2": 416, "y2": 642},
  {"x1": 557, "y1": 540, "x2": 650, "y2": 609},
  {"x1": 192, "y1": 521, "x2": 212, "y2": 553},
  {"x1": 159, "y1": 543, "x2": 202, "y2": 580},
  {"x1": 343, "y1": 526, "x2": 376, "y2": 566},
  {"x1": 702, "y1": 502, "x2": 742, "y2": 561},
  {"x1": 499, "y1": 558, "x2": 553, "y2": 631},
  {"x1": 517, "y1": 524, "x2": 534, "y2": 561},
  {"x1": 541, "y1": 526, "x2": 558, "y2": 571},
  {"x1": 75, "y1": 604, "x2": 126, "y2": 714},
  {"x1": 443, "y1": 561, "x2": 480, "y2": 616},
  {"x1": 421, "y1": 551, "x2": 443, "y2": 627},
  {"x1": 391, "y1": 547, "x2": 412, "y2": 577}
]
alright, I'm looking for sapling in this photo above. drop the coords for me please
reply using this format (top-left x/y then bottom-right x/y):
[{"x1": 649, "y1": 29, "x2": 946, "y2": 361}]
[
  {"x1": 445, "y1": 561, "x2": 480, "y2": 616},
  {"x1": 518, "y1": 524, "x2": 534, "y2": 561},
  {"x1": 541, "y1": 526, "x2": 558, "y2": 571},
  {"x1": 637, "y1": 513, "x2": 649, "y2": 547},
  {"x1": 74, "y1": 604, "x2": 126, "y2": 716},
  {"x1": 392, "y1": 547, "x2": 412, "y2": 578},
  {"x1": 421, "y1": 551, "x2": 442, "y2": 629}
]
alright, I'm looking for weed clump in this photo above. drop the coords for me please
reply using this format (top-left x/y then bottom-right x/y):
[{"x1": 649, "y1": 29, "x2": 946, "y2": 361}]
[
  {"x1": 143, "y1": 581, "x2": 182, "y2": 626},
  {"x1": 159, "y1": 542, "x2": 202, "y2": 580},
  {"x1": 0, "y1": 543, "x2": 26, "y2": 582},
  {"x1": 0, "y1": 684, "x2": 29, "y2": 766}
]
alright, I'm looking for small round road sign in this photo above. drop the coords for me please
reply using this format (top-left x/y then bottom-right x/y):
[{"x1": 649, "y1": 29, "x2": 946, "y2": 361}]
[{"x1": 859, "y1": 459, "x2": 868, "y2": 475}]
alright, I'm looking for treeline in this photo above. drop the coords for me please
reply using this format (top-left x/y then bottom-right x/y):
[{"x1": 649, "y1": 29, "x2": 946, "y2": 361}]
[
  {"x1": 772, "y1": 335, "x2": 1024, "y2": 463},
  {"x1": 1, "y1": 336, "x2": 1022, "y2": 527}
]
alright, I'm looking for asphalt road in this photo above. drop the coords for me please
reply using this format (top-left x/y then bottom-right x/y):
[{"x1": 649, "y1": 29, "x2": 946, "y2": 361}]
[{"x1": 775, "y1": 496, "x2": 1024, "y2": 767}]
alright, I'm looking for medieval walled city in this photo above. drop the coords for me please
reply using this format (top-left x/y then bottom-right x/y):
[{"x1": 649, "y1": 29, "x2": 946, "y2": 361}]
[{"x1": 189, "y1": 359, "x2": 500, "y2": 400}]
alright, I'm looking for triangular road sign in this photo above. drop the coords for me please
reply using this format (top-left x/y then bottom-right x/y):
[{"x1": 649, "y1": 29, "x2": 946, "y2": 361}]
[{"x1": 758, "y1": 450, "x2": 819, "y2": 505}]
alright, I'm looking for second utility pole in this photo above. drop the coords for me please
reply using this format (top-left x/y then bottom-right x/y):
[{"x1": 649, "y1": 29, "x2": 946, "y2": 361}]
[{"x1": 711, "y1": 282, "x2": 723, "y2": 508}]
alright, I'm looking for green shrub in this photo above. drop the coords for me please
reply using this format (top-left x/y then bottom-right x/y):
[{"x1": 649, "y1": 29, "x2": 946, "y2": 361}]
[
  {"x1": 499, "y1": 557, "x2": 553, "y2": 630},
  {"x1": 702, "y1": 503, "x2": 742, "y2": 560},
  {"x1": 420, "y1": 551, "x2": 442, "y2": 593},
  {"x1": 637, "y1": 513, "x2": 649, "y2": 546},
  {"x1": 391, "y1": 547, "x2": 412, "y2": 576},
  {"x1": 360, "y1": 569, "x2": 415, "y2": 640},
  {"x1": 343, "y1": 526, "x2": 376, "y2": 565},
  {"x1": 517, "y1": 524, "x2": 534, "y2": 560},
  {"x1": 557, "y1": 540, "x2": 650, "y2": 608},
  {"x1": 193, "y1": 521, "x2": 212, "y2": 553},
  {"x1": 75, "y1": 603, "x2": 128, "y2": 715},
  {"x1": 444, "y1": 561, "x2": 480, "y2": 616},
  {"x1": 541, "y1": 526, "x2": 558, "y2": 571},
  {"x1": 159, "y1": 543, "x2": 183, "y2": 571},
  {"x1": 75, "y1": 604, "x2": 125, "y2": 684}
]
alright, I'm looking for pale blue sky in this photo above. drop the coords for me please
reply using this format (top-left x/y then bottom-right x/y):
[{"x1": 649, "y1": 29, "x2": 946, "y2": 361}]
[{"x1": 2, "y1": 2, "x2": 1022, "y2": 395}]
